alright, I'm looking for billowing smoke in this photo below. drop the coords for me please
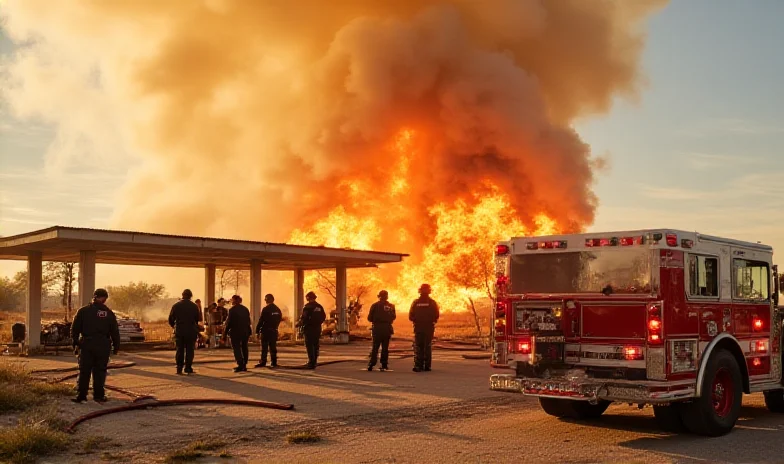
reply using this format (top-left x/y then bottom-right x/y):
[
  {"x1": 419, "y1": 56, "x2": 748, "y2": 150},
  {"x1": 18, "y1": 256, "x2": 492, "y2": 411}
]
[{"x1": 1, "y1": 0, "x2": 666, "y2": 308}]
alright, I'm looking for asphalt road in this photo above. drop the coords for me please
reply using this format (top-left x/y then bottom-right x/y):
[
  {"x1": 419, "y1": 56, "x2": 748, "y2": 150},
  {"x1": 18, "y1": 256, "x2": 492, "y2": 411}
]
[{"x1": 13, "y1": 342, "x2": 784, "y2": 463}]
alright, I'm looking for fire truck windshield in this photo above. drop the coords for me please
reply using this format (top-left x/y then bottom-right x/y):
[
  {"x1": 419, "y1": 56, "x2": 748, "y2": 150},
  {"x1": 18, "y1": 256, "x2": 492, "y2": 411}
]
[{"x1": 508, "y1": 249, "x2": 652, "y2": 294}]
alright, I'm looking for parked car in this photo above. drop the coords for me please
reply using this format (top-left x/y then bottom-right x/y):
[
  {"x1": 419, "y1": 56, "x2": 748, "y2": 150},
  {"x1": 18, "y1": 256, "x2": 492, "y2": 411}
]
[{"x1": 118, "y1": 318, "x2": 146, "y2": 343}]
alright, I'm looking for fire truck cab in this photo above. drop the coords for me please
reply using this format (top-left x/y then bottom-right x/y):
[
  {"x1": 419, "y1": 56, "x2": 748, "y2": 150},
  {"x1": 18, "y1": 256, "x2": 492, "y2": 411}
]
[{"x1": 489, "y1": 229, "x2": 784, "y2": 436}]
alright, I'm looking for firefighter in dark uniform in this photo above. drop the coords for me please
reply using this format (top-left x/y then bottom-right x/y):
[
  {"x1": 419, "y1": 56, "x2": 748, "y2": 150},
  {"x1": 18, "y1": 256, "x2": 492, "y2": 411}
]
[
  {"x1": 71, "y1": 288, "x2": 120, "y2": 403},
  {"x1": 296, "y1": 291, "x2": 326, "y2": 369},
  {"x1": 168, "y1": 289, "x2": 202, "y2": 375},
  {"x1": 367, "y1": 290, "x2": 396, "y2": 371},
  {"x1": 254, "y1": 294, "x2": 282, "y2": 368},
  {"x1": 409, "y1": 283, "x2": 440, "y2": 372},
  {"x1": 223, "y1": 294, "x2": 252, "y2": 372}
]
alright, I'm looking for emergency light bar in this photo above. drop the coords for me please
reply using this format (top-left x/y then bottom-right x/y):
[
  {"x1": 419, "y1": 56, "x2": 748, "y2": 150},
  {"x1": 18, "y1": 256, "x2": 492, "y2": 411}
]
[
  {"x1": 526, "y1": 241, "x2": 567, "y2": 250},
  {"x1": 586, "y1": 236, "x2": 645, "y2": 247}
]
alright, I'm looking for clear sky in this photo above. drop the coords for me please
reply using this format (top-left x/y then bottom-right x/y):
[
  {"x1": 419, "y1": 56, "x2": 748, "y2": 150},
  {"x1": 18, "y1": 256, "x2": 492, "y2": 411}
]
[{"x1": 1, "y1": 0, "x2": 783, "y2": 296}]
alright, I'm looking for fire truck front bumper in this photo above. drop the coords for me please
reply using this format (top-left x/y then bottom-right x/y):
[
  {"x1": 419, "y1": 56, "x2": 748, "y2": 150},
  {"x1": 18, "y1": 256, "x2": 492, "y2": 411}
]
[{"x1": 489, "y1": 374, "x2": 695, "y2": 404}]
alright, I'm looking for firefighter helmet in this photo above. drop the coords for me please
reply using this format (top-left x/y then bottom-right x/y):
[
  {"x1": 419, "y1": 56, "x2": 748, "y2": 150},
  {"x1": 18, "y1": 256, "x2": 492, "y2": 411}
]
[{"x1": 418, "y1": 284, "x2": 432, "y2": 295}]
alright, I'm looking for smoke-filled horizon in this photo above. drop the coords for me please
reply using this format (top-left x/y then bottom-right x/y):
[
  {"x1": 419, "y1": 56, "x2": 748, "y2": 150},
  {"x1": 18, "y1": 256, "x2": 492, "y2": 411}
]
[{"x1": 1, "y1": 0, "x2": 666, "y2": 309}]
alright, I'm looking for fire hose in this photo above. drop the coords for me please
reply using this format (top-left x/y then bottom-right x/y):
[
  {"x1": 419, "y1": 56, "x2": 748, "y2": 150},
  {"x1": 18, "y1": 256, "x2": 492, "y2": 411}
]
[
  {"x1": 31, "y1": 361, "x2": 137, "y2": 376},
  {"x1": 65, "y1": 398, "x2": 295, "y2": 433}
]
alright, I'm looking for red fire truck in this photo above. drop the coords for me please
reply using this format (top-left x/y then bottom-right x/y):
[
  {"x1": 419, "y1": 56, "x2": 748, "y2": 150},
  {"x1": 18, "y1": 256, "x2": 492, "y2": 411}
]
[{"x1": 489, "y1": 229, "x2": 783, "y2": 436}]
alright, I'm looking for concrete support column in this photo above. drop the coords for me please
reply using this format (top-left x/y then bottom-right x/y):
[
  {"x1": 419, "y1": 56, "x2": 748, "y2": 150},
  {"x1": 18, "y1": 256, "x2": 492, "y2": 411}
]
[
  {"x1": 26, "y1": 251, "x2": 43, "y2": 350},
  {"x1": 250, "y1": 260, "x2": 263, "y2": 328},
  {"x1": 293, "y1": 269, "x2": 305, "y2": 341},
  {"x1": 335, "y1": 266, "x2": 349, "y2": 344},
  {"x1": 78, "y1": 250, "x2": 96, "y2": 307},
  {"x1": 204, "y1": 264, "x2": 216, "y2": 305}
]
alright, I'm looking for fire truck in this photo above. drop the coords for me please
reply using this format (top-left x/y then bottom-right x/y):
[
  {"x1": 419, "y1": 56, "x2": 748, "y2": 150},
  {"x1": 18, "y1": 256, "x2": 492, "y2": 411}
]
[{"x1": 489, "y1": 229, "x2": 784, "y2": 436}]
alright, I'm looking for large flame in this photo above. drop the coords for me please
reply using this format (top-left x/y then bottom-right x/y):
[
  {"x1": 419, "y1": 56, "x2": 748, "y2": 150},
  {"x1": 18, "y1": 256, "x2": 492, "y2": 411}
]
[{"x1": 289, "y1": 129, "x2": 560, "y2": 312}]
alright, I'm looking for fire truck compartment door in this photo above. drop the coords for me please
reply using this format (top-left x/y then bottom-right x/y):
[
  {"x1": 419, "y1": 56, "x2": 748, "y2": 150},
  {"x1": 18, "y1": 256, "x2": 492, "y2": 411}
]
[{"x1": 581, "y1": 303, "x2": 647, "y2": 340}]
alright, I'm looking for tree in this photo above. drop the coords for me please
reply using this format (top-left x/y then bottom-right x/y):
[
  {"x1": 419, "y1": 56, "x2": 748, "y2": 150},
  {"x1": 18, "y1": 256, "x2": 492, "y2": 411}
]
[
  {"x1": 0, "y1": 276, "x2": 24, "y2": 311},
  {"x1": 44, "y1": 262, "x2": 78, "y2": 321},
  {"x1": 106, "y1": 281, "x2": 167, "y2": 320},
  {"x1": 306, "y1": 269, "x2": 381, "y2": 329},
  {"x1": 444, "y1": 248, "x2": 495, "y2": 349},
  {"x1": 217, "y1": 269, "x2": 249, "y2": 298}
]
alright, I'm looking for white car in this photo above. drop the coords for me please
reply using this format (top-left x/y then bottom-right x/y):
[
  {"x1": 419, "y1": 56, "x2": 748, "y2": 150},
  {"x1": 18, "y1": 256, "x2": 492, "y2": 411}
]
[{"x1": 117, "y1": 318, "x2": 146, "y2": 343}]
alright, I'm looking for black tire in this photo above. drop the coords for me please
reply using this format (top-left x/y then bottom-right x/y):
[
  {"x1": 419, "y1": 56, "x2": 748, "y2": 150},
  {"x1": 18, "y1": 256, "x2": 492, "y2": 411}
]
[
  {"x1": 680, "y1": 349, "x2": 742, "y2": 436},
  {"x1": 653, "y1": 404, "x2": 688, "y2": 433},
  {"x1": 764, "y1": 389, "x2": 784, "y2": 413},
  {"x1": 539, "y1": 397, "x2": 610, "y2": 420},
  {"x1": 539, "y1": 397, "x2": 571, "y2": 417}
]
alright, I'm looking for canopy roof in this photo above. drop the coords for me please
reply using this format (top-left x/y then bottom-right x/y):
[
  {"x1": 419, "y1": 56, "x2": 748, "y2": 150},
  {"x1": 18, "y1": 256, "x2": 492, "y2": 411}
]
[{"x1": 0, "y1": 226, "x2": 407, "y2": 270}]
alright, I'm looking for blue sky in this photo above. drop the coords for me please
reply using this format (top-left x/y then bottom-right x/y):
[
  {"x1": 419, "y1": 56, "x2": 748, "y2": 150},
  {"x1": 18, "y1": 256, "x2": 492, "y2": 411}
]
[{"x1": 1, "y1": 0, "x2": 783, "y2": 290}]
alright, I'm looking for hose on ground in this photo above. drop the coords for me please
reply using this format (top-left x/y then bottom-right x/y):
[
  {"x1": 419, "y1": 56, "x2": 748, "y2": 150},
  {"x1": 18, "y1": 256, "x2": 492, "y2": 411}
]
[
  {"x1": 103, "y1": 385, "x2": 157, "y2": 402},
  {"x1": 31, "y1": 361, "x2": 136, "y2": 375},
  {"x1": 462, "y1": 353, "x2": 492, "y2": 360},
  {"x1": 65, "y1": 398, "x2": 295, "y2": 433}
]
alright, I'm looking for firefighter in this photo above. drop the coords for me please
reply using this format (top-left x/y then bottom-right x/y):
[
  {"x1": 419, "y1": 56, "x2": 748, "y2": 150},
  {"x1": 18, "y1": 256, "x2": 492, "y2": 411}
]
[
  {"x1": 168, "y1": 289, "x2": 202, "y2": 375},
  {"x1": 296, "y1": 291, "x2": 326, "y2": 369},
  {"x1": 254, "y1": 294, "x2": 282, "y2": 368},
  {"x1": 409, "y1": 283, "x2": 440, "y2": 372},
  {"x1": 367, "y1": 290, "x2": 396, "y2": 372},
  {"x1": 70, "y1": 288, "x2": 120, "y2": 403},
  {"x1": 223, "y1": 294, "x2": 252, "y2": 372},
  {"x1": 205, "y1": 302, "x2": 218, "y2": 347}
]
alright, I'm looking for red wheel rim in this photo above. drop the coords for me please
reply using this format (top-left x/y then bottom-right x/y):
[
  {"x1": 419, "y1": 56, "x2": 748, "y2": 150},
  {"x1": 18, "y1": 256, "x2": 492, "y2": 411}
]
[{"x1": 711, "y1": 367, "x2": 734, "y2": 417}]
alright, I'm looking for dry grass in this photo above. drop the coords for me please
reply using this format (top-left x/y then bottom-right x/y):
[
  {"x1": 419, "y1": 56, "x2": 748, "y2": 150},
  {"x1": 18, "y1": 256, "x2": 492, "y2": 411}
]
[
  {"x1": 286, "y1": 430, "x2": 322, "y2": 444},
  {"x1": 141, "y1": 320, "x2": 173, "y2": 342},
  {"x1": 0, "y1": 363, "x2": 72, "y2": 413},
  {"x1": 0, "y1": 424, "x2": 69, "y2": 464},
  {"x1": 1, "y1": 404, "x2": 71, "y2": 464},
  {"x1": 164, "y1": 440, "x2": 228, "y2": 462}
]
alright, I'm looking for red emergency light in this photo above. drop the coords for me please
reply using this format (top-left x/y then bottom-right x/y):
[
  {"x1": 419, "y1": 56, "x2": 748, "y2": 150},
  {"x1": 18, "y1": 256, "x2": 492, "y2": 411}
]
[
  {"x1": 527, "y1": 241, "x2": 567, "y2": 250},
  {"x1": 647, "y1": 303, "x2": 663, "y2": 345},
  {"x1": 624, "y1": 346, "x2": 644, "y2": 361},
  {"x1": 586, "y1": 238, "x2": 621, "y2": 247},
  {"x1": 495, "y1": 244, "x2": 510, "y2": 255},
  {"x1": 518, "y1": 341, "x2": 531, "y2": 354},
  {"x1": 753, "y1": 318, "x2": 763, "y2": 331},
  {"x1": 666, "y1": 233, "x2": 678, "y2": 247}
]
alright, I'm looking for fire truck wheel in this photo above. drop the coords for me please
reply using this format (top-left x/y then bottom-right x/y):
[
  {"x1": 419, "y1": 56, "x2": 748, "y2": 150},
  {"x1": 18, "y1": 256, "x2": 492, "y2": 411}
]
[
  {"x1": 681, "y1": 349, "x2": 742, "y2": 436},
  {"x1": 539, "y1": 398, "x2": 610, "y2": 420},
  {"x1": 652, "y1": 404, "x2": 687, "y2": 433},
  {"x1": 763, "y1": 389, "x2": 784, "y2": 413},
  {"x1": 538, "y1": 398, "x2": 572, "y2": 417}
]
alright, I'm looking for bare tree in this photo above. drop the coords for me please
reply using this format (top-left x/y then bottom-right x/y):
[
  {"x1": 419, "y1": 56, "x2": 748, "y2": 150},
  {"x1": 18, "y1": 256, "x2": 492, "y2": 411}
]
[
  {"x1": 445, "y1": 250, "x2": 495, "y2": 349},
  {"x1": 217, "y1": 268, "x2": 249, "y2": 298},
  {"x1": 44, "y1": 262, "x2": 78, "y2": 322},
  {"x1": 309, "y1": 270, "x2": 377, "y2": 329}
]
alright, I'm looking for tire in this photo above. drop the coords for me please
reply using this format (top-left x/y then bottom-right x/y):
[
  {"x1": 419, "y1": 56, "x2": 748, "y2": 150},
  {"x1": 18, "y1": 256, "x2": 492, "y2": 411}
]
[
  {"x1": 680, "y1": 349, "x2": 743, "y2": 436},
  {"x1": 764, "y1": 389, "x2": 784, "y2": 413},
  {"x1": 653, "y1": 404, "x2": 688, "y2": 433},
  {"x1": 539, "y1": 397, "x2": 571, "y2": 417},
  {"x1": 539, "y1": 397, "x2": 610, "y2": 420}
]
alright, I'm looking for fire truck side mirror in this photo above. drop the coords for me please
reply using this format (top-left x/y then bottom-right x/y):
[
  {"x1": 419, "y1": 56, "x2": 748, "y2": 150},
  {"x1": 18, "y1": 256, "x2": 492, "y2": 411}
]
[{"x1": 773, "y1": 265, "x2": 780, "y2": 308}]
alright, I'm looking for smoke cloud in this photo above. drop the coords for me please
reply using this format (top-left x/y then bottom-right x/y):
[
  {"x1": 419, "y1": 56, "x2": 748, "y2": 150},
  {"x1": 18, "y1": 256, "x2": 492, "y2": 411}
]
[{"x1": 1, "y1": 0, "x2": 665, "y2": 254}]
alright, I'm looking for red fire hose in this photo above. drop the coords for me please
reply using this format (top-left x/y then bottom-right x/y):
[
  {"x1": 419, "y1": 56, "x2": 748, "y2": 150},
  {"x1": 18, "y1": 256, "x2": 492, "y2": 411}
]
[
  {"x1": 31, "y1": 361, "x2": 137, "y2": 375},
  {"x1": 65, "y1": 398, "x2": 295, "y2": 433}
]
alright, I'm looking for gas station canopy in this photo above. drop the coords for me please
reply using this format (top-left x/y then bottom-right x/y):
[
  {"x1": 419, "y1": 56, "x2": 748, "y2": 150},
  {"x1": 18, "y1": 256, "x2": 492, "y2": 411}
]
[{"x1": 0, "y1": 226, "x2": 407, "y2": 270}]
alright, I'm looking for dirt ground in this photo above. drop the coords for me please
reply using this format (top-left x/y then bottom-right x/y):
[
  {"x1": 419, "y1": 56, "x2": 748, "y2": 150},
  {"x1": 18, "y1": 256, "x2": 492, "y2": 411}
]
[{"x1": 4, "y1": 342, "x2": 784, "y2": 463}]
